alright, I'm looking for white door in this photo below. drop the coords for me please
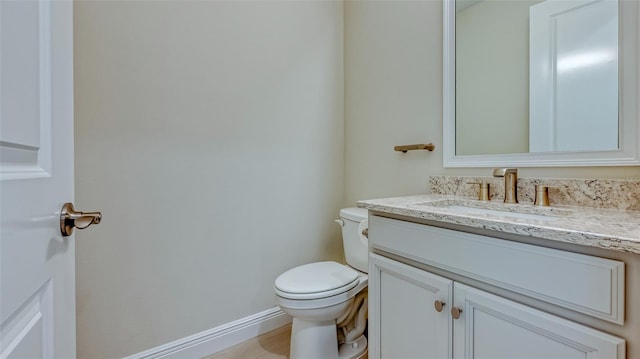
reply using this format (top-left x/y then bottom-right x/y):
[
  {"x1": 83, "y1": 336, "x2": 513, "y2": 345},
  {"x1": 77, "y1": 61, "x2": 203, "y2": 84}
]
[
  {"x1": 1, "y1": 1, "x2": 78, "y2": 358},
  {"x1": 369, "y1": 254, "x2": 453, "y2": 359},
  {"x1": 529, "y1": 0, "x2": 619, "y2": 153},
  {"x1": 452, "y1": 283, "x2": 625, "y2": 359}
]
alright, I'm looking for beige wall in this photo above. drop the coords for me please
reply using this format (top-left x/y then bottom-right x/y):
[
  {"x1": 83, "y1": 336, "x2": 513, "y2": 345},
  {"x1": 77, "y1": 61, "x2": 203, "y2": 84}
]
[
  {"x1": 74, "y1": 0, "x2": 639, "y2": 357},
  {"x1": 344, "y1": 0, "x2": 639, "y2": 207},
  {"x1": 74, "y1": 1, "x2": 344, "y2": 357},
  {"x1": 456, "y1": 1, "x2": 537, "y2": 155},
  {"x1": 344, "y1": 0, "x2": 444, "y2": 205}
]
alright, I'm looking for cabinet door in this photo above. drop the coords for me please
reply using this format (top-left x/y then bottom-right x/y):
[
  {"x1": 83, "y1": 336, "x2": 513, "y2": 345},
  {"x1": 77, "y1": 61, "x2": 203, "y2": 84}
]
[
  {"x1": 452, "y1": 283, "x2": 625, "y2": 359},
  {"x1": 369, "y1": 254, "x2": 453, "y2": 359}
]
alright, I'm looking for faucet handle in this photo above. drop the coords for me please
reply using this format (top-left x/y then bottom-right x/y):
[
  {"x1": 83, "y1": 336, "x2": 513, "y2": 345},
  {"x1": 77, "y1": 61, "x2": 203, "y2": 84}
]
[
  {"x1": 534, "y1": 185, "x2": 559, "y2": 206},
  {"x1": 467, "y1": 182, "x2": 491, "y2": 201}
]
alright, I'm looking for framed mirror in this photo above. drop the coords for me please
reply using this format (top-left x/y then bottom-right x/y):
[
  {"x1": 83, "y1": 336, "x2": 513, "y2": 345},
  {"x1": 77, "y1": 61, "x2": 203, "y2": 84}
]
[{"x1": 443, "y1": 0, "x2": 640, "y2": 167}]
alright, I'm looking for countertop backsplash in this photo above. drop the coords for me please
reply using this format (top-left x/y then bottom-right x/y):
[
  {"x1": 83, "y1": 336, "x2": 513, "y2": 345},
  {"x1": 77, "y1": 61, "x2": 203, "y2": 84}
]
[{"x1": 429, "y1": 176, "x2": 640, "y2": 211}]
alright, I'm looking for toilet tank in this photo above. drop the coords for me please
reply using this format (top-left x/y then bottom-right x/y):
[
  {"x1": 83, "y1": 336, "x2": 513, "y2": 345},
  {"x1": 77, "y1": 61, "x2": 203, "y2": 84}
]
[{"x1": 338, "y1": 208, "x2": 369, "y2": 273}]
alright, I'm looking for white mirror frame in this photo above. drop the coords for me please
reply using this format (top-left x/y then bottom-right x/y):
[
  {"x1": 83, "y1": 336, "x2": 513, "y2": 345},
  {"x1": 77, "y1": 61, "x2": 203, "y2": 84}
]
[{"x1": 443, "y1": 0, "x2": 640, "y2": 167}]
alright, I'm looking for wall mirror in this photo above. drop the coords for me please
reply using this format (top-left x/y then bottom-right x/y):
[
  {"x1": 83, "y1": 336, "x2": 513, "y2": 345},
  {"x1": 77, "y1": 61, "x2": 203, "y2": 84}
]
[{"x1": 443, "y1": 0, "x2": 640, "y2": 167}]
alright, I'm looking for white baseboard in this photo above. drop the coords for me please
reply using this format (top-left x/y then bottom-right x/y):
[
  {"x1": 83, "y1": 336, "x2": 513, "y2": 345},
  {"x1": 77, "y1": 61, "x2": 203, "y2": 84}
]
[{"x1": 123, "y1": 307, "x2": 291, "y2": 359}]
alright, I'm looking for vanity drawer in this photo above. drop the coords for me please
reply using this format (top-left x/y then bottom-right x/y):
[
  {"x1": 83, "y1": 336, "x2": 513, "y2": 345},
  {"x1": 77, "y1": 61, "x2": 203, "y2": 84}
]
[{"x1": 369, "y1": 215, "x2": 625, "y2": 325}]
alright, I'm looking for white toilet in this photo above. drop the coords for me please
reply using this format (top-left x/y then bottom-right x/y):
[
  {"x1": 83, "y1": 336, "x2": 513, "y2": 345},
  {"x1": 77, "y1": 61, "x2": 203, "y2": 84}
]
[{"x1": 274, "y1": 208, "x2": 369, "y2": 359}]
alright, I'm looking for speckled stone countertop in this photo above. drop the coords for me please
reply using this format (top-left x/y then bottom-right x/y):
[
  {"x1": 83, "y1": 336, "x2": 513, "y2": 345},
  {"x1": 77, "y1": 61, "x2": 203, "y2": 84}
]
[{"x1": 358, "y1": 194, "x2": 640, "y2": 255}]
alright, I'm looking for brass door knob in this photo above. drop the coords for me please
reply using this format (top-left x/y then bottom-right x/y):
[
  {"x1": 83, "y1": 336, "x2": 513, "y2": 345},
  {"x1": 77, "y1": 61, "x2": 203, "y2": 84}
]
[
  {"x1": 434, "y1": 300, "x2": 446, "y2": 312},
  {"x1": 60, "y1": 202, "x2": 102, "y2": 236},
  {"x1": 451, "y1": 306, "x2": 463, "y2": 319}
]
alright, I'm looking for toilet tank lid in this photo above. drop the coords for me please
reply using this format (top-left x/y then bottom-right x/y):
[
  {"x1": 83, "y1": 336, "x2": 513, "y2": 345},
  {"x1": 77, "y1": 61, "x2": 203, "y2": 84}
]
[{"x1": 340, "y1": 207, "x2": 368, "y2": 222}]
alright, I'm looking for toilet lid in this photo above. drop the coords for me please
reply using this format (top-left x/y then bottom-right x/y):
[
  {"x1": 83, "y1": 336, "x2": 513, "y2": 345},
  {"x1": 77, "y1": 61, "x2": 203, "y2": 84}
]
[{"x1": 274, "y1": 261, "x2": 360, "y2": 300}]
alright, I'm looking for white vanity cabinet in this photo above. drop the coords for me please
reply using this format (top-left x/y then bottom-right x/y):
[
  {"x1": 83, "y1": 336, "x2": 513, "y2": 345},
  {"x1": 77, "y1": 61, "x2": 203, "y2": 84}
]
[
  {"x1": 369, "y1": 254, "x2": 453, "y2": 358},
  {"x1": 368, "y1": 215, "x2": 627, "y2": 359}
]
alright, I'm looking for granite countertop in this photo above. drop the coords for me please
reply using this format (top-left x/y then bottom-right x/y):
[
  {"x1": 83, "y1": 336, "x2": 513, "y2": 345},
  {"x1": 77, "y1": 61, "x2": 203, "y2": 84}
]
[{"x1": 358, "y1": 194, "x2": 640, "y2": 255}]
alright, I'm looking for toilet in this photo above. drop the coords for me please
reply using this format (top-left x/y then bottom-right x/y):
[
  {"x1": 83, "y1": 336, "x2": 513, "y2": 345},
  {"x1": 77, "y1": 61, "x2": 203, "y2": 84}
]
[{"x1": 274, "y1": 208, "x2": 369, "y2": 359}]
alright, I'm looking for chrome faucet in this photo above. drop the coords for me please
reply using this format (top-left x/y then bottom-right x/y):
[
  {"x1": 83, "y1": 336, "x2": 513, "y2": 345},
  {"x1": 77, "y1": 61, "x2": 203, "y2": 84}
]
[{"x1": 492, "y1": 168, "x2": 518, "y2": 203}]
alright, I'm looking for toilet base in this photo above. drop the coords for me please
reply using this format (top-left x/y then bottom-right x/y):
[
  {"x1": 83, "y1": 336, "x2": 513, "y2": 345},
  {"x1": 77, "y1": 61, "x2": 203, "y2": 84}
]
[
  {"x1": 289, "y1": 319, "x2": 367, "y2": 359},
  {"x1": 339, "y1": 335, "x2": 367, "y2": 359},
  {"x1": 290, "y1": 318, "x2": 339, "y2": 359}
]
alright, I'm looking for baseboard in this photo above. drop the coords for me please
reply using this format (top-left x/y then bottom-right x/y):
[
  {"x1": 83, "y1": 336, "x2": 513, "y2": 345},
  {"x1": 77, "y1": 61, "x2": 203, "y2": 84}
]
[{"x1": 123, "y1": 307, "x2": 291, "y2": 359}]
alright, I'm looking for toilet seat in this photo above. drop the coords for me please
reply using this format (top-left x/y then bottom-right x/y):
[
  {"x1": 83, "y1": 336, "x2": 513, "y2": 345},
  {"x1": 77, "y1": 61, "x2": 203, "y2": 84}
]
[
  {"x1": 275, "y1": 261, "x2": 360, "y2": 300},
  {"x1": 275, "y1": 272, "x2": 367, "y2": 311}
]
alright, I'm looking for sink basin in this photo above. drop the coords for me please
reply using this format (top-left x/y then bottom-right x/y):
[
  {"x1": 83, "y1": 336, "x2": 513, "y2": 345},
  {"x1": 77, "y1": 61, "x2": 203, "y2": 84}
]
[
  {"x1": 412, "y1": 199, "x2": 570, "y2": 222},
  {"x1": 438, "y1": 205, "x2": 561, "y2": 221}
]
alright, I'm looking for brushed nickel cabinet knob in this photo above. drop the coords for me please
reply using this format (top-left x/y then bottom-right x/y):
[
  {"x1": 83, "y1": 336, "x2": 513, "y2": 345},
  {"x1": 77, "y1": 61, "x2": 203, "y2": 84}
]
[{"x1": 451, "y1": 306, "x2": 463, "y2": 319}]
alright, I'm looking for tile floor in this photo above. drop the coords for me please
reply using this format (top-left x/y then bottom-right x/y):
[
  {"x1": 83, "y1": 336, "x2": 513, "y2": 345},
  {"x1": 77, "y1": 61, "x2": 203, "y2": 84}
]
[
  {"x1": 203, "y1": 325, "x2": 291, "y2": 359},
  {"x1": 203, "y1": 324, "x2": 368, "y2": 359}
]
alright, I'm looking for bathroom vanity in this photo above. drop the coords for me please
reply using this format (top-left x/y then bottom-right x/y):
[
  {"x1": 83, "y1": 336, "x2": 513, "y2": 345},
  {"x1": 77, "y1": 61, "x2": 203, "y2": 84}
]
[
  {"x1": 360, "y1": 194, "x2": 640, "y2": 358},
  {"x1": 400, "y1": 0, "x2": 640, "y2": 354}
]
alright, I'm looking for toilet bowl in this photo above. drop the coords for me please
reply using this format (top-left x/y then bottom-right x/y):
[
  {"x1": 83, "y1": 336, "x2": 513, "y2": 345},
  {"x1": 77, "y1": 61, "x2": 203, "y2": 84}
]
[{"x1": 274, "y1": 208, "x2": 369, "y2": 359}]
